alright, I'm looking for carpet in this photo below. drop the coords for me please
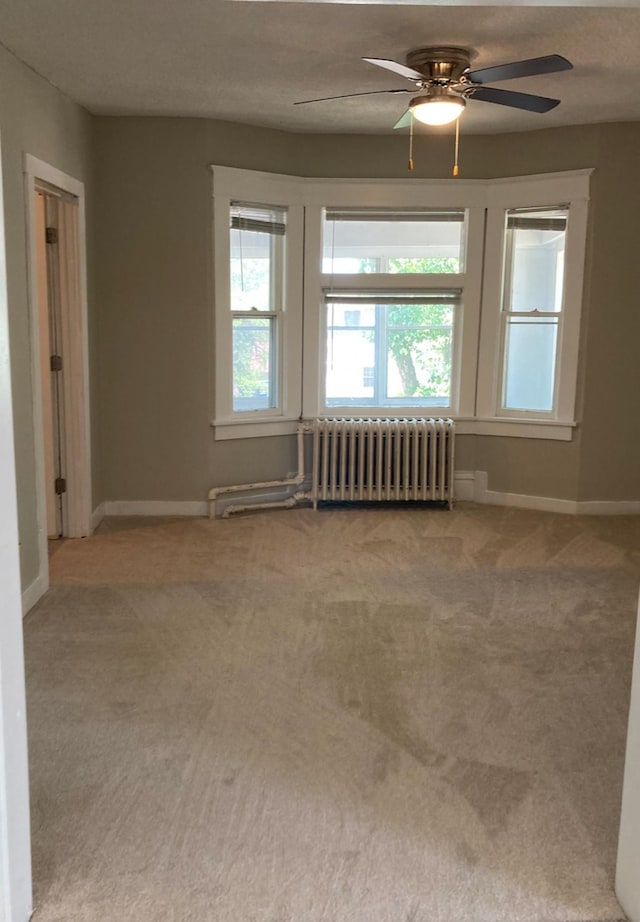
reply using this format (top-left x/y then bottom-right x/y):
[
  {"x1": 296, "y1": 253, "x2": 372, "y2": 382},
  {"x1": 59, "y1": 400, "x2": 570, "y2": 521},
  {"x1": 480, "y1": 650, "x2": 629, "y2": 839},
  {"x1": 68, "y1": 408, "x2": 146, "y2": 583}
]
[{"x1": 24, "y1": 503, "x2": 640, "y2": 921}]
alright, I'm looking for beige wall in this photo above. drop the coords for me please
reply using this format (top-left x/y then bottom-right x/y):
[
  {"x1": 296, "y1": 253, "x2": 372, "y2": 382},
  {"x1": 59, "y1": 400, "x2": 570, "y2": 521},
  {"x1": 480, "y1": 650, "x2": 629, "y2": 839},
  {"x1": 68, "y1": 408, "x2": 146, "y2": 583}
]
[
  {"x1": 93, "y1": 117, "x2": 640, "y2": 506},
  {"x1": 0, "y1": 44, "x2": 95, "y2": 592},
  {"x1": 93, "y1": 118, "x2": 302, "y2": 503},
  {"x1": 577, "y1": 125, "x2": 640, "y2": 501}
]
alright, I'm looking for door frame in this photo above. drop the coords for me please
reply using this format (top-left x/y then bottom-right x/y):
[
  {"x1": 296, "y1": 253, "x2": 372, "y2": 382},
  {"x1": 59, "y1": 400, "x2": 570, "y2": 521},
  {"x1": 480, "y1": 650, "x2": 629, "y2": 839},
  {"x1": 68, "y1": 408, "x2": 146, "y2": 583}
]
[
  {"x1": 24, "y1": 154, "x2": 91, "y2": 605},
  {"x1": 1, "y1": 134, "x2": 33, "y2": 922}
]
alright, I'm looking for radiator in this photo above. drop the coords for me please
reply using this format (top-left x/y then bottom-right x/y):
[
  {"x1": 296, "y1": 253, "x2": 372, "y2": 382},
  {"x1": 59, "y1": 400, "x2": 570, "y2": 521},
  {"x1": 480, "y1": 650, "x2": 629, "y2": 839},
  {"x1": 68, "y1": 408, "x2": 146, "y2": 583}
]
[{"x1": 307, "y1": 417, "x2": 455, "y2": 509}]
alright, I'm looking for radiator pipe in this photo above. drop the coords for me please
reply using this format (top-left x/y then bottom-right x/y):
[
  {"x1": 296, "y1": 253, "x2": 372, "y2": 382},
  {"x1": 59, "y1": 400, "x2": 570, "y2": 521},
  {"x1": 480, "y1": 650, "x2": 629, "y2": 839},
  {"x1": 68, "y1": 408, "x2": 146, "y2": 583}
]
[{"x1": 207, "y1": 425, "x2": 307, "y2": 518}]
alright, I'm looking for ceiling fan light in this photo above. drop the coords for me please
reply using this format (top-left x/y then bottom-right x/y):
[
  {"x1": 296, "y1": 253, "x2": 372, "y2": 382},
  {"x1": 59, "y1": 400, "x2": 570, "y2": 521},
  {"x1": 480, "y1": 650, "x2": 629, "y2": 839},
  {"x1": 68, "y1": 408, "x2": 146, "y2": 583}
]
[{"x1": 411, "y1": 96, "x2": 466, "y2": 126}]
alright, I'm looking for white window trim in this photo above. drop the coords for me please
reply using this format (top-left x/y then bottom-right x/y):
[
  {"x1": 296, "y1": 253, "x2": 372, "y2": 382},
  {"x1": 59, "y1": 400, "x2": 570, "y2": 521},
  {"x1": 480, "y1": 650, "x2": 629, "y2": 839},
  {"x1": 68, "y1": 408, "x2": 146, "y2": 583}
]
[
  {"x1": 476, "y1": 171, "x2": 591, "y2": 429},
  {"x1": 211, "y1": 167, "x2": 304, "y2": 435},
  {"x1": 302, "y1": 186, "x2": 485, "y2": 421},
  {"x1": 211, "y1": 166, "x2": 592, "y2": 442}
]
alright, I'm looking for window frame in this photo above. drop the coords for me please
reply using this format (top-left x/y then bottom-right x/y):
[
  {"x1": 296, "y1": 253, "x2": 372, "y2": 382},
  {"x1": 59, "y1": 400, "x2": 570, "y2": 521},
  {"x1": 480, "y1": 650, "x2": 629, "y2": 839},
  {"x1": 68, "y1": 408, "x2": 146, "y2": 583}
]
[
  {"x1": 323, "y1": 289, "x2": 462, "y2": 413},
  {"x1": 476, "y1": 172, "x2": 590, "y2": 435},
  {"x1": 302, "y1": 184, "x2": 487, "y2": 422},
  {"x1": 230, "y1": 202, "x2": 287, "y2": 413},
  {"x1": 212, "y1": 168, "x2": 304, "y2": 439},
  {"x1": 498, "y1": 205, "x2": 567, "y2": 415}
]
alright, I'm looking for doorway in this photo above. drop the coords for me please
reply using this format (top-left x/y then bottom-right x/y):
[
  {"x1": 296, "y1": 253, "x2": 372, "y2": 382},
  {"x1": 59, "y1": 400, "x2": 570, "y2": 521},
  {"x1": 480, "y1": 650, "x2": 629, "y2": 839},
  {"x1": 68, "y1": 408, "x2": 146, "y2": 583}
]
[{"x1": 25, "y1": 155, "x2": 91, "y2": 607}]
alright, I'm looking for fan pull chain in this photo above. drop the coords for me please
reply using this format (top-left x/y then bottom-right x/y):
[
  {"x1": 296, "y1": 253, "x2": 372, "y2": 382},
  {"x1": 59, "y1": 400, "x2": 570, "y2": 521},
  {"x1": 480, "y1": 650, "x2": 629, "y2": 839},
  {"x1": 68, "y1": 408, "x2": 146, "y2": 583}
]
[
  {"x1": 408, "y1": 110, "x2": 415, "y2": 172},
  {"x1": 453, "y1": 117, "x2": 460, "y2": 177}
]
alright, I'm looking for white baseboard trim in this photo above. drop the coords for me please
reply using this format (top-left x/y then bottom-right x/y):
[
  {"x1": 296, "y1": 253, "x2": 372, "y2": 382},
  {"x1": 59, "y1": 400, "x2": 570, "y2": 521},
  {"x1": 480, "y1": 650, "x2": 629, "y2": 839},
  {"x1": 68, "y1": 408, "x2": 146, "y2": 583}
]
[
  {"x1": 455, "y1": 470, "x2": 640, "y2": 516},
  {"x1": 576, "y1": 499, "x2": 640, "y2": 515},
  {"x1": 103, "y1": 500, "x2": 209, "y2": 517},
  {"x1": 453, "y1": 471, "x2": 477, "y2": 502},
  {"x1": 96, "y1": 479, "x2": 640, "y2": 522},
  {"x1": 22, "y1": 572, "x2": 47, "y2": 616},
  {"x1": 90, "y1": 502, "x2": 106, "y2": 532}
]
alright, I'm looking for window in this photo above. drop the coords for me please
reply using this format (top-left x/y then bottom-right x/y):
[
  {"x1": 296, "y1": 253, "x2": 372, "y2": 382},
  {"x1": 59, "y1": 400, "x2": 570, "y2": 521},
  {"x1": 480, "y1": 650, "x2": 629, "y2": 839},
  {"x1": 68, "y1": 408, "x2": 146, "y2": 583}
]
[
  {"x1": 500, "y1": 207, "x2": 567, "y2": 414},
  {"x1": 325, "y1": 292, "x2": 458, "y2": 408},
  {"x1": 322, "y1": 210, "x2": 465, "y2": 274},
  {"x1": 230, "y1": 203, "x2": 285, "y2": 411},
  {"x1": 315, "y1": 206, "x2": 480, "y2": 417},
  {"x1": 476, "y1": 175, "x2": 589, "y2": 437},
  {"x1": 212, "y1": 166, "x2": 590, "y2": 441},
  {"x1": 212, "y1": 169, "x2": 303, "y2": 436}
]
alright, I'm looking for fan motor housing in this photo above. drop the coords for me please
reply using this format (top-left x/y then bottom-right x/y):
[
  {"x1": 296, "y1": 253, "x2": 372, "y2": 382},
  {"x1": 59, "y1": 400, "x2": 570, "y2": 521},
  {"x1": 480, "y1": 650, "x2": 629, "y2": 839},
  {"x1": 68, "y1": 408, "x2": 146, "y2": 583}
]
[{"x1": 406, "y1": 46, "x2": 471, "y2": 83}]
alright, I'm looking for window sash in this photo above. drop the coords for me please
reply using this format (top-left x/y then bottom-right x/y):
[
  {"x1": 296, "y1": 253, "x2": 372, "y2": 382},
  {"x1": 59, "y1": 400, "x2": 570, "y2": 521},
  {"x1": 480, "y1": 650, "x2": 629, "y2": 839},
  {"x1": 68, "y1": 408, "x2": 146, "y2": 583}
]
[
  {"x1": 324, "y1": 294, "x2": 457, "y2": 410},
  {"x1": 498, "y1": 205, "x2": 568, "y2": 416},
  {"x1": 230, "y1": 202, "x2": 287, "y2": 315},
  {"x1": 322, "y1": 209, "x2": 467, "y2": 275},
  {"x1": 232, "y1": 316, "x2": 277, "y2": 412}
]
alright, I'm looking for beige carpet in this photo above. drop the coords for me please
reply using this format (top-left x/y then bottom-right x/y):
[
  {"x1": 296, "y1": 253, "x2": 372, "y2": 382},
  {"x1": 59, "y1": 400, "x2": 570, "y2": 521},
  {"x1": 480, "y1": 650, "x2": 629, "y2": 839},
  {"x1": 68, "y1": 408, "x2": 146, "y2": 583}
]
[{"x1": 25, "y1": 503, "x2": 640, "y2": 922}]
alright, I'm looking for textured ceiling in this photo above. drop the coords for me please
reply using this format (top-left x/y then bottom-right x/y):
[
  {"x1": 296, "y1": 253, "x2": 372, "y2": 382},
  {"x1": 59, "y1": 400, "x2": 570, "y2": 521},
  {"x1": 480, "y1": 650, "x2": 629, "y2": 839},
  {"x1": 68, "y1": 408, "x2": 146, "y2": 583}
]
[{"x1": 1, "y1": 1, "x2": 640, "y2": 134}]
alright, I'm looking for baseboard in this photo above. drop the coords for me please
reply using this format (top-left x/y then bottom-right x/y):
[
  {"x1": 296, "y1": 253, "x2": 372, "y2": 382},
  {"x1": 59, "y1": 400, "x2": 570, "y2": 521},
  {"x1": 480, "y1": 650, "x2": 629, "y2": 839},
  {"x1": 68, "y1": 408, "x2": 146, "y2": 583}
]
[
  {"x1": 98, "y1": 481, "x2": 640, "y2": 521},
  {"x1": 103, "y1": 500, "x2": 208, "y2": 517},
  {"x1": 576, "y1": 499, "x2": 640, "y2": 515},
  {"x1": 22, "y1": 572, "x2": 47, "y2": 616},
  {"x1": 453, "y1": 471, "x2": 477, "y2": 502},
  {"x1": 457, "y1": 470, "x2": 640, "y2": 516},
  {"x1": 90, "y1": 502, "x2": 106, "y2": 532}
]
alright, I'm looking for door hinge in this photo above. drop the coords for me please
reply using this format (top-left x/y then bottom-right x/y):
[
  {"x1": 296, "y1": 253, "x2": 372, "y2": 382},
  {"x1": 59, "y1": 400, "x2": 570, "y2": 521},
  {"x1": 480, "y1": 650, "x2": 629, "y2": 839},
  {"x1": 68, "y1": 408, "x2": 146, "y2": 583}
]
[
  {"x1": 50, "y1": 354, "x2": 63, "y2": 372},
  {"x1": 55, "y1": 477, "x2": 67, "y2": 495},
  {"x1": 45, "y1": 226, "x2": 58, "y2": 245}
]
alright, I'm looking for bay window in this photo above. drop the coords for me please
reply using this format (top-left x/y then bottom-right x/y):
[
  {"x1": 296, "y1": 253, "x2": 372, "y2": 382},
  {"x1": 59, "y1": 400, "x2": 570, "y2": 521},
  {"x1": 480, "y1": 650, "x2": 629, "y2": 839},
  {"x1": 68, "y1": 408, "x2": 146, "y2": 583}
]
[{"x1": 212, "y1": 166, "x2": 590, "y2": 442}]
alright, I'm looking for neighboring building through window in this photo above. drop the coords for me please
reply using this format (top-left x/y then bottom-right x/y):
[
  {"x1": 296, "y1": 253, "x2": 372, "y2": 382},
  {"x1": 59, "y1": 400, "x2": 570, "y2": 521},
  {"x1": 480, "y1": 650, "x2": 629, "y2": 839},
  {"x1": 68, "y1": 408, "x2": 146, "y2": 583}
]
[{"x1": 325, "y1": 293, "x2": 458, "y2": 409}]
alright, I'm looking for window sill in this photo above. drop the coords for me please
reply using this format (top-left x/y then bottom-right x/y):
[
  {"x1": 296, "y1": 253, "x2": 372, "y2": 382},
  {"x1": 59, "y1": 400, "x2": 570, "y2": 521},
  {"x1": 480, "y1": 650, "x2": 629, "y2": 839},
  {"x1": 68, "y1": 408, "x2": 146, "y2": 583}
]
[
  {"x1": 213, "y1": 415, "x2": 576, "y2": 442},
  {"x1": 456, "y1": 417, "x2": 576, "y2": 441}
]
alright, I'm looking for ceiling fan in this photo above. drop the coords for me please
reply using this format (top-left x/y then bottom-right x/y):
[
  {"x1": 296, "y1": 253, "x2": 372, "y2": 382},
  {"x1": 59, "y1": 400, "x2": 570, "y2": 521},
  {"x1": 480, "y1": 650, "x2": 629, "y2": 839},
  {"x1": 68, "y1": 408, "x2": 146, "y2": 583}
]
[{"x1": 294, "y1": 47, "x2": 573, "y2": 128}]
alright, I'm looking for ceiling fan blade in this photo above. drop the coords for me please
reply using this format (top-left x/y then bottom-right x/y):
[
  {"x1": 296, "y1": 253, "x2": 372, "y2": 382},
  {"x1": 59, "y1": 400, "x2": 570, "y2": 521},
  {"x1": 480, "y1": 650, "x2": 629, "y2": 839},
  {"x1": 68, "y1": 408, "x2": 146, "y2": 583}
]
[
  {"x1": 467, "y1": 54, "x2": 572, "y2": 86},
  {"x1": 294, "y1": 88, "x2": 413, "y2": 105},
  {"x1": 362, "y1": 57, "x2": 425, "y2": 83},
  {"x1": 469, "y1": 86, "x2": 560, "y2": 113},
  {"x1": 393, "y1": 110, "x2": 412, "y2": 130}
]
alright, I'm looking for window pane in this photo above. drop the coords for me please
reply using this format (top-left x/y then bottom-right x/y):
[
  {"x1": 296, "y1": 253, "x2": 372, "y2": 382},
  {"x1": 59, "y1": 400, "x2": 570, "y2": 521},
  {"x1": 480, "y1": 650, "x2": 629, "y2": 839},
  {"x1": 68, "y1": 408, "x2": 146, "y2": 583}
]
[
  {"x1": 503, "y1": 317, "x2": 558, "y2": 412},
  {"x1": 323, "y1": 211, "x2": 464, "y2": 274},
  {"x1": 232, "y1": 317, "x2": 274, "y2": 411},
  {"x1": 504, "y1": 208, "x2": 567, "y2": 313},
  {"x1": 325, "y1": 300, "x2": 454, "y2": 408},
  {"x1": 230, "y1": 229, "x2": 272, "y2": 312},
  {"x1": 386, "y1": 304, "x2": 453, "y2": 403},
  {"x1": 326, "y1": 328, "x2": 376, "y2": 404},
  {"x1": 230, "y1": 204, "x2": 286, "y2": 312}
]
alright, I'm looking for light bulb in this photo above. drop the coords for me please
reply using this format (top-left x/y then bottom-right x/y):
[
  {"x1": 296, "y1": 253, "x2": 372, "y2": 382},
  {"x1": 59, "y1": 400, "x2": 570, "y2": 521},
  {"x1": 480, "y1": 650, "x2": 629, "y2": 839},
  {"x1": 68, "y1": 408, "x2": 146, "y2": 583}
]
[{"x1": 411, "y1": 96, "x2": 465, "y2": 127}]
